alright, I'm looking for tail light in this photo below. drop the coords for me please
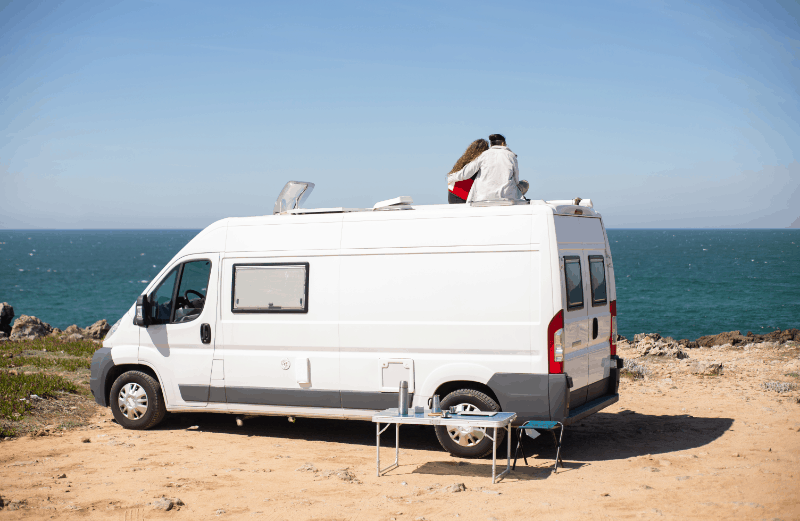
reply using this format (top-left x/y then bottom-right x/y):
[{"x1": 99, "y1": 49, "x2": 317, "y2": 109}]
[
  {"x1": 610, "y1": 300, "x2": 618, "y2": 356},
  {"x1": 548, "y1": 310, "x2": 564, "y2": 374}
]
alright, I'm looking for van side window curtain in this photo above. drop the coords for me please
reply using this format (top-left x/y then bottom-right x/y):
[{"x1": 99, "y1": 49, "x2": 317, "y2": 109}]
[
  {"x1": 232, "y1": 263, "x2": 309, "y2": 313},
  {"x1": 589, "y1": 255, "x2": 608, "y2": 306},
  {"x1": 564, "y1": 256, "x2": 584, "y2": 310}
]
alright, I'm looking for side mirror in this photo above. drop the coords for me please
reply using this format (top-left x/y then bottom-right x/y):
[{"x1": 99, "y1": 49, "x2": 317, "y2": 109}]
[{"x1": 134, "y1": 294, "x2": 152, "y2": 327}]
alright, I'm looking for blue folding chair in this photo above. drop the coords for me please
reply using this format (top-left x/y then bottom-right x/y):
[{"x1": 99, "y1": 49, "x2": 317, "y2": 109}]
[{"x1": 513, "y1": 420, "x2": 564, "y2": 472}]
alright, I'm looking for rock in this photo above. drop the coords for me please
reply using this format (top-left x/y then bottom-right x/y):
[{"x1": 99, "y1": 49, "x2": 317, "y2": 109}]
[
  {"x1": 296, "y1": 463, "x2": 318, "y2": 472},
  {"x1": 216, "y1": 508, "x2": 226, "y2": 515},
  {"x1": 695, "y1": 329, "x2": 800, "y2": 347},
  {"x1": 49, "y1": 328, "x2": 62, "y2": 337},
  {"x1": 692, "y1": 362, "x2": 723, "y2": 376},
  {"x1": 0, "y1": 303, "x2": 14, "y2": 336},
  {"x1": 0, "y1": 331, "x2": 7, "y2": 341},
  {"x1": 761, "y1": 381, "x2": 796, "y2": 393},
  {"x1": 632, "y1": 333, "x2": 689, "y2": 359},
  {"x1": 445, "y1": 483, "x2": 466, "y2": 493},
  {"x1": 186, "y1": 425, "x2": 199, "y2": 430},
  {"x1": 66, "y1": 334, "x2": 84, "y2": 342},
  {"x1": 9, "y1": 315, "x2": 53, "y2": 340},
  {"x1": 64, "y1": 325, "x2": 83, "y2": 336},
  {"x1": 84, "y1": 319, "x2": 111, "y2": 340},
  {"x1": 152, "y1": 497, "x2": 173, "y2": 511},
  {"x1": 82, "y1": 438, "x2": 90, "y2": 443},
  {"x1": 6, "y1": 500, "x2": 25, "y2": 511},
  {"x1": 174, "y1": 498, "x2": 185, "y2": 507},
  {"x1": 321, "y1": 468, "x2": 361, "y2": 483},
  {"x1": 57, "y1": 473, "x2": 67, "y2": 479}
]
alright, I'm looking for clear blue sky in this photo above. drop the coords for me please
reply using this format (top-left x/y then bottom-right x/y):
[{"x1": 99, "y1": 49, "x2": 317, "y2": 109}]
[{"x1": 1, "y1": 0, "x2": 798, "y2": 229}]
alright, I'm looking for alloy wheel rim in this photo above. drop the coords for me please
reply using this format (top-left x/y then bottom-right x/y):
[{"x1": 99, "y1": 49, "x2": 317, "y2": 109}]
[
  {"x1": 118, "y1": 383, "x2": 148, "y2": 420},
  {"x1": 447, "y1": 403, "x2": 486, "y2": 447}
]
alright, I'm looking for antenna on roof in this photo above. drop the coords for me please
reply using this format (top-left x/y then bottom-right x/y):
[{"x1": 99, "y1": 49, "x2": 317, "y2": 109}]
[{"x1": 274, "y1": 181, "x2": 315, "y2": 215}]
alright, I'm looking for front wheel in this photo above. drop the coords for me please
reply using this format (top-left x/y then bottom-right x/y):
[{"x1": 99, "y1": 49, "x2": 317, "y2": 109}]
[
  {"x1": 109, "y1": 371, "x2": 166, "y2": 430},
  {"x1": 434, "y1": 388, "x2": 505, "y2": 458}
]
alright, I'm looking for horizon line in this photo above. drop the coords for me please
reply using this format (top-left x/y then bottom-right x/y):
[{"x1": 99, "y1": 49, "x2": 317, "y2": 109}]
[{"x1": 1, "y1": 227, "x2": 799, "y2": 232}]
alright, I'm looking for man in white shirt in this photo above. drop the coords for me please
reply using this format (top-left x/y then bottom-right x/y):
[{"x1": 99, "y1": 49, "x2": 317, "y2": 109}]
[{"x1": 446, "y1": 134, "x2": 523, "y2": 203}]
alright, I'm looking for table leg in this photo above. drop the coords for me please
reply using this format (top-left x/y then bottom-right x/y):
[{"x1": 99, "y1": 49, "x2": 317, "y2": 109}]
[
  {"x1": 491, "y1": 426, "x2": 497, "y2": 484},
  {"x1": 376, "y1": 422, "x2": 399, "y2": 476},
  {"x1": 376, "y1": 422, "x2": 381, "y2": 477},
  {"x1": 491, "y1": 425, "x2": 512, "y2": 483},
  {"x1": 506, "y1": 424, "x2": 511, "y2": 475}
]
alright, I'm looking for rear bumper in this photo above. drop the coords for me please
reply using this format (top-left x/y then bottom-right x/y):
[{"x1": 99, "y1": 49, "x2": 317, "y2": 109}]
[
  {"x1": 563, "y1": 393, "x2": 619, "y2": 426},
  {"x1": 485, "y1": 357, "x2": 622, "y2": 425}
]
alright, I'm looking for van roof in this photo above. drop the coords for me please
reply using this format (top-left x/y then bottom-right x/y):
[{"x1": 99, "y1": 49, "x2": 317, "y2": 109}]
[{"x1": 258, "y1": 199, "x2": 599, "y2": 219}]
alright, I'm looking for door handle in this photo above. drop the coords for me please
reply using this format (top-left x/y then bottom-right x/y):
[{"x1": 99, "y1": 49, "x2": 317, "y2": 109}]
[
  {"x1": 200, "y1": 323, "x2": 211, "y2": 344},
  {"x1": 592, "y1": 318, "x2": 599, "y2": 340}
]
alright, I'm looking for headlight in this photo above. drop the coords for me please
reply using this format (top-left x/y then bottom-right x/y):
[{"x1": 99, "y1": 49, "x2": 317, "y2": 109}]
[{"x1": 104, "y1": 314, "x2": 125, "y2": 341}]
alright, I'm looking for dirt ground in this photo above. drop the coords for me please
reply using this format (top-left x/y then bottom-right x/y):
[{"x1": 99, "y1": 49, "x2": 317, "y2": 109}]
[{"x1": 1, "y1": 341, "x2": 799, "y2": 520}]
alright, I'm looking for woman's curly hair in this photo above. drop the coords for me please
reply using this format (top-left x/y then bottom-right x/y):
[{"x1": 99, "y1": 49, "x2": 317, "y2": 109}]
[{"x1": 448, "y1": 139, "x2": 489, "y2": 175}]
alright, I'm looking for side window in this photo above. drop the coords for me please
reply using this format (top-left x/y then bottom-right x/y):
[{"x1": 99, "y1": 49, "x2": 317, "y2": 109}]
[
  {"x1": 589, "y1": 255, "x2": 607, "y2": 306},
  {"x1": 174, "y1": 260, "x2": 212, "y2": 323},
  {"x1": 564, "y1": 256, "x2": 584, "y2": 311},
  {"x1": 149, "y1": 267, "x2": 179, "y2": 324},
  {"x1": 232, "y1": 263, "x2": 309, "y2": 313}
]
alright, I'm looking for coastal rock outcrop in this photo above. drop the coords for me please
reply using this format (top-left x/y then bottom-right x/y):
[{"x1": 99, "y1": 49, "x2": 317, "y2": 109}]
[
  {"x1": 84, "y1": 319, "x2": 110, "y2": 339},
  {"x1": 9, "y1": 315, "x2": 54, "y2": 341},
  {"x1": 696, "y1": 329, "x2": 800, "y2": 347},
  {"x1": 0, "y1": 302, "x2": 14, "y2": 337},
  {"x1": 629, "y1": 333, "x2": 689, "y2": 359}
]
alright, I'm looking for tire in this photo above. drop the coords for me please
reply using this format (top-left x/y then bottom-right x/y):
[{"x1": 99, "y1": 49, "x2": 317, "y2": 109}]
[
  {"x1": 434, "y1": 388, "x2": 505, "y2": 458},
  {"x1": 109, "y1": 370, "x2": 166, "y2": 430}
]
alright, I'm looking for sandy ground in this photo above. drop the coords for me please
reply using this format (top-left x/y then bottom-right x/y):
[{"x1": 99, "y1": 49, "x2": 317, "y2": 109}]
[{"x1": 1, "y1": 342, "x2": 799, "y2": 520}]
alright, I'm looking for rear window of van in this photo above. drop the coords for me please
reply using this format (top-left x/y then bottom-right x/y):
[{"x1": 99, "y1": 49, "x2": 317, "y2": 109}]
[
  {"x1": 564, "y1": 256, "x2": 584, "y2": 310},
  {"x1": 589, "y1": 255, "x2": 607, "y2": 306}
]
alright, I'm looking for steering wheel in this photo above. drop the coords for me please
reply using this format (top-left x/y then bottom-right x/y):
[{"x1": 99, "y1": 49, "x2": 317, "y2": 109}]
[{"x1": 184, "y1": 289, "x2": 204, "y2": 301}]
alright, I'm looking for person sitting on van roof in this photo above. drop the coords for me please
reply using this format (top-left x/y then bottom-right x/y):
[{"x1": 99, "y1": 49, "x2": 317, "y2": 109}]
[
  {"x1": 447, "y1": 138, "x2": 489, "y2": 204},
  {"x1": 447, "y1": 134, "x2": 525, "y2": 203}
]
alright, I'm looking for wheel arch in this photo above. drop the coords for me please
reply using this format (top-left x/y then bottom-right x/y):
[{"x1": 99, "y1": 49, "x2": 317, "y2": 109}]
[
  {"x1": 433, "y1": 380, "x2": 501, "y2": 408},
  {"x1": 105, "y1": 363, "x2": 165, "y2": 407}
]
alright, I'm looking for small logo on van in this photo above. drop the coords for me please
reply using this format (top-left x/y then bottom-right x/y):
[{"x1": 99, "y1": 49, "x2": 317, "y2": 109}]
[{"x1": 281, "y1": 359, "x2": 291, "y2": 370}]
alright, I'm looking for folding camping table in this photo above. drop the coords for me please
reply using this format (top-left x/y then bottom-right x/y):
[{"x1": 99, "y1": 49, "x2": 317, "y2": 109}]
[
  {"x1": 512, "y1": 420, "x2": 565, "y2": 472},
  {"x1": 372, "y1": 409, "x2": 517, "y2": 484}
]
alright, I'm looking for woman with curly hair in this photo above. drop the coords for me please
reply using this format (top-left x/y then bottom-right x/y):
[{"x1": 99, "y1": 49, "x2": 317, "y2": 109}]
[
  {"x1": 447, "y1": 134, "x2": 529, "y2": 204},
  {"x1": 447, "y1": 138, "x2": 489, "y2": 204}
]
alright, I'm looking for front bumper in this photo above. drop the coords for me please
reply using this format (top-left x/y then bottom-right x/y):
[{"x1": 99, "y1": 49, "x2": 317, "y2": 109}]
[{"x1": 89, "y1": 347, "x2": 115, "y2": 407}]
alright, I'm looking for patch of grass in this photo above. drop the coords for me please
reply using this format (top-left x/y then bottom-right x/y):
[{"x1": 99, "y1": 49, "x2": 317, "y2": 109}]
[
  {"x1": 0, "y1": 356, "x2": 91, "y2": 372},
  {"x1": 786, "y1": 372, "x2": 800, "y2": 379},
  {"x1": 0, "y1": 371, "x2": 79, "y2": 424},
  {"x1": 1, "y1": 337, "x2": 99, "y2": 357}
]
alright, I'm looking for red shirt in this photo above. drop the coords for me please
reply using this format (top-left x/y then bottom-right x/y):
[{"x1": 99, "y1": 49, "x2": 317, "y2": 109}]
[{"x1": 449, "y1": 179, "x2": 474, "y2": 201}]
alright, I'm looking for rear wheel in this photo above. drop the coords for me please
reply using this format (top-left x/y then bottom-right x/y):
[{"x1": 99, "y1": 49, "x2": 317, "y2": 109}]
[
  {"x1": 109, "y1": 371, "x2": 166, "y2": 430},
  {"x1": 434, "y1": 388, "x2": 505, "y2": 458}
]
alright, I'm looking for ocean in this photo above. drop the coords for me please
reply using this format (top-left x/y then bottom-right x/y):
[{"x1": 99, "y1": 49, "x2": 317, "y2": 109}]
[{"x1": 1, "y1": 229, "x2": 798, "y2": 340}]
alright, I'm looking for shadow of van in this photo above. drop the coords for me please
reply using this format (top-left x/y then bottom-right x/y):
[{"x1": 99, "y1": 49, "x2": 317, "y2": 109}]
[{"x1": 153, "y1": 409, "x2": 733, "y2": 465}]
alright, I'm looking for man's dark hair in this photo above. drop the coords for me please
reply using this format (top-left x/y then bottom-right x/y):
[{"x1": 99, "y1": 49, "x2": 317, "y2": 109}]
[{"x1": 489, "y1": 134, "x2": 506, "y2": 146}]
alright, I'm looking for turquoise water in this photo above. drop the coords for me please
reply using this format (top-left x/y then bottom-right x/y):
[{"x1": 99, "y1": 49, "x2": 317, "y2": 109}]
[{"x1": 1, "y1": 229, "x2": 798, "y2": 339}]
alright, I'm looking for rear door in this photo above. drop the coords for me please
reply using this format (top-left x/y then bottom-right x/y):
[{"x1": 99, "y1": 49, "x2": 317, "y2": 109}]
[
  {"x1": 555, "y1": 215, "x2": 608, "y2": 408},
  {"x1": 561, "y1": 254, "x2": 589, "y2": 408},
  {"x1": 586, "y1": 253, "x2": 612, "y2": 402}
]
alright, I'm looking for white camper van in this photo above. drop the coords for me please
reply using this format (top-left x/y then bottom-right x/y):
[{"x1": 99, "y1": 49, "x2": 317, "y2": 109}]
[{"x1": 91, "y1": 183, "x2": 622, "y2": 458}]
